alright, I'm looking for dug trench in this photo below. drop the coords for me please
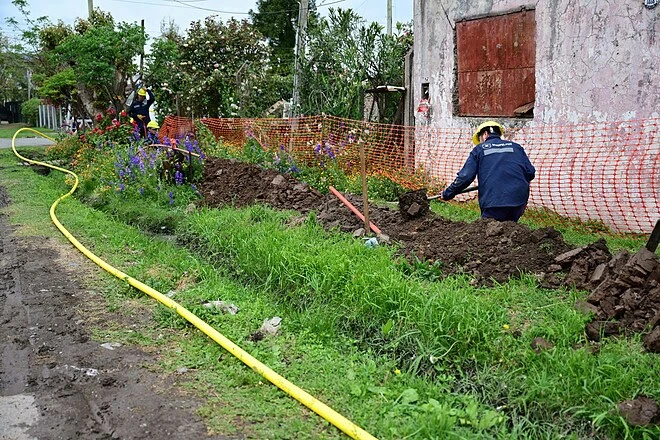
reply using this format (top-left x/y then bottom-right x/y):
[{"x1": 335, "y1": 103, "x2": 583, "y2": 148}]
[{"x1": 198, "y1": 157, "x2": 659, "y2": 425}]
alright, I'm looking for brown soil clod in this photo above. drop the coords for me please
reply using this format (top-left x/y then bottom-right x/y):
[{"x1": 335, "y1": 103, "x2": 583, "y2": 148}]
[
  {"x1": 617, "y1": 396, "x2": 660, "y2": 427},
  {"x1": 398, "y1": 189, "x2": 430, "y2": 220}
]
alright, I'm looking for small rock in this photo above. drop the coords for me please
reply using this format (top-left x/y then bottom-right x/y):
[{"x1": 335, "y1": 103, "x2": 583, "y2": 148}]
[
  {"x1": 271, "y1": 175, "x2": 285, "y2": 186},
  {"x1": 352, "y1": 228, "x2": 365, "y2": 238},
  {"x1": 548, "y1": 264, "x2": 562, "y2": 273},
  {"x1": 485, "y1": 222, "x2": 504, "y2": 237},
  {"x1": 376, "y1": 233, "x2": 390, "y2": 244},
  {"x1": 575, "y1": 300, "x2": 599, "y2": 316},
  {"x1": 202, "y1": 300, "x2": 239, "y2": 315},
  {"x1": 590, "y1": 263, "x2": 607, "y2": 284},
  {"x1": 259, "y1": 316, "x2": 281, "y2": 336},
  {"x1": 406, "y1": 202, "x2": 421, "y2": 216},
  {"x1": 555, "y1": 246, "x2": 586, "y2": 264},
  {"x1": 627, "y1": 248, "x2": 659, "y2": 276}
]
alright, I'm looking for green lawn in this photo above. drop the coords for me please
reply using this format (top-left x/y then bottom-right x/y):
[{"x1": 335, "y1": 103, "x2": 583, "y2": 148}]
[{"x1": 0, "y1": 123, "x2": 57, "y2": 139}]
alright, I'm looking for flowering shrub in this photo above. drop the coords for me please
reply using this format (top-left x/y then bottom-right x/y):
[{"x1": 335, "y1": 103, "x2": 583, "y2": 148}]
[{"x1": 45, "y1": 105, "x2": 204, "y2": 208}]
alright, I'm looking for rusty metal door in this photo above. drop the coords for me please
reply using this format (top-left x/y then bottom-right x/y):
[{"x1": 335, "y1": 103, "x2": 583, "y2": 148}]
[{"x1": 457, "y1": 10, "x2": 536, "y2": 117}]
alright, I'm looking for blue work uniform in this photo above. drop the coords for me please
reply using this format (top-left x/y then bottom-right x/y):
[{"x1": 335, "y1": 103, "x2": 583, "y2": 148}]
[
  {"x1": 128, "y1": 89, "x2": 155, "y2": 137},
  {"x1": 442, "y1": 134, "x2": 536, "y2": 222}
]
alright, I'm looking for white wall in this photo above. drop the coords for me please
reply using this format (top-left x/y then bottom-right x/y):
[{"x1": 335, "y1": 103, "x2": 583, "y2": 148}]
[{"x1": 413, "y1": 0, "x2": 660, "y2": 128}]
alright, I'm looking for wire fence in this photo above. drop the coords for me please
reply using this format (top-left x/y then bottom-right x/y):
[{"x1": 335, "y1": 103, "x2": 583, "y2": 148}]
[{"x1": 161, "y1": 114, "x2": 660, "y2": 235}]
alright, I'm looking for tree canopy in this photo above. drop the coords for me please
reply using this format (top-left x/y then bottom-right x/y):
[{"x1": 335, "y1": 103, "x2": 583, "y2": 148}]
[{"x1": 5, "y1": 0, "x2": 413, "y2": 124}]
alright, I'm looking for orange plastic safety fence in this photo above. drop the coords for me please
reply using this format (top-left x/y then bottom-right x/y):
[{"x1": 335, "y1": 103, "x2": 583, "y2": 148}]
[{"x1": 161, "y1": 114, "x2": 659, "y2": 235}]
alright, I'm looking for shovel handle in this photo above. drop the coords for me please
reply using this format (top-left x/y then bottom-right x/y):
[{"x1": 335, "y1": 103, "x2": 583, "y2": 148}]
[{"x1": 428, "y1": 186, "x2": 478, "y2": 201}]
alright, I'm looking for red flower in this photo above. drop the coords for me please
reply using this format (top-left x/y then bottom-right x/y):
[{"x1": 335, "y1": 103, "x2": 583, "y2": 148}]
[
  {"x1": 120, "y1": 110, "x2": 127, "y2": 117},
  {"x1": 95, "y1": 113, "x2": 103, "y2": 122}
]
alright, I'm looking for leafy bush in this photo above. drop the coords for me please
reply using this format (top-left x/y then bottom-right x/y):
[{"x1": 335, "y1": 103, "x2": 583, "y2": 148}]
[{"x1": 21, "y1": 98, "x2": 41, "y2": 126}]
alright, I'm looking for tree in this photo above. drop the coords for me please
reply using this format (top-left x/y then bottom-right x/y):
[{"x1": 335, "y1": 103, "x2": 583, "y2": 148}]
[
  {"x1": 146, "y1": 17, "x2": 276, "y2": 118},
  {"x1": 0, "y1": 33, "x2": 29, "y2": 102},
  {"x1": 249, "y1": 0, "x2": 319, "y2": 74},
  {"x1": 7, "y1": 1, "x2": 145, "y2": 122},
  {"x1": 299, "y1": 9, "x2": 413, "y2": 123}
]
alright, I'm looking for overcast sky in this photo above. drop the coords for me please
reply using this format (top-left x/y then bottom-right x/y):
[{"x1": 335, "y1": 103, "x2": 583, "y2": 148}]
[{"x1": 1, "y1": 0, "x2": 413, "y2": 46}]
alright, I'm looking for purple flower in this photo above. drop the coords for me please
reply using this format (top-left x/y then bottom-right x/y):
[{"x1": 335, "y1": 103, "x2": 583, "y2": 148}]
[
  {"x1": 175, "y1": 170, "x2": 184, "y2": 186},
  {"x1": 325, "y1": 145, "x2": 336, "y2": 160},
  {"x1": 169, "y1": 191, "x2": 174, "y2": 205}
]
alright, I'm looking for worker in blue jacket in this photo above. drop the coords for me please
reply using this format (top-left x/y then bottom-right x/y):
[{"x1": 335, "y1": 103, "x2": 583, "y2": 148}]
[
  {"x1": 128, "y1": 87, "x2": 155, "y2": 137},
  {"x1": 441, "y1": 121, "x2": 535, "y2": 222}
]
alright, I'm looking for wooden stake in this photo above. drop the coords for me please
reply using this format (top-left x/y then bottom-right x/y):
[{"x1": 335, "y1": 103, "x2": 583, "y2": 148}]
[{"x1": 359, "y1": 142, "x2": 370, "y2": 233}]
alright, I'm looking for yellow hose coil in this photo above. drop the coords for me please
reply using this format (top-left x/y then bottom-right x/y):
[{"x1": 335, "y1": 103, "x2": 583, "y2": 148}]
[{"x1": 11, "y1": 128, "x2": 378, "y2": 440}]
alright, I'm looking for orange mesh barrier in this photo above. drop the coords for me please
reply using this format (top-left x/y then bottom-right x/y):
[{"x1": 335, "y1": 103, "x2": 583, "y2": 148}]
[{"x1": 161, "y1": 114, "x2": 659, "y2": 234}]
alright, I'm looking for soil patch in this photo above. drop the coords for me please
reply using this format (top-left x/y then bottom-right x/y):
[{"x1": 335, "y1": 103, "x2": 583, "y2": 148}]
[{"x1": 0, "y1": 186, "x2": 232, "y2": 439}]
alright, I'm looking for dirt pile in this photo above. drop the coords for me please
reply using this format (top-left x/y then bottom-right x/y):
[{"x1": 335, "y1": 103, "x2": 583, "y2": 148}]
[
  {"x1": 197, "y1": 157, "x2": 659, "y2": 353},
  {"x1": 200, "y1": 158, "x2": 325, "y2": 213},
  {"x1": 555, "y1": 243, "x2": 660, "y2": 352}
]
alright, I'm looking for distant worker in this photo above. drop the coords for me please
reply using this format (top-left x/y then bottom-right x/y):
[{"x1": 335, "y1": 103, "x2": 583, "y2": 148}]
[
  {"x1": 128, "y1": 87, "x2": 155, "y2": 137},
  {"x1": 146, "y1": 120, "x2": 160, "y2": 143},
  {"x1": 441, "y1": 121, "x2": 535, "y2": 222}
]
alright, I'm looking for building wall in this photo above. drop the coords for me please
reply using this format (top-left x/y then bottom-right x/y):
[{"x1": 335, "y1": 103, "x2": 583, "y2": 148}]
[{"x1": 413, "y1": 0, "x2": 660, "y2": 128}]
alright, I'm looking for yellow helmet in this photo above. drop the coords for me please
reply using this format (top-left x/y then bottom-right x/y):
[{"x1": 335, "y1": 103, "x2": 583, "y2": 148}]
[
  {"x1": 137, "y1": 88, "x2": 147, "y2": 96},
  {"x1": 472, "y1": 120, "x2": 505, "y2": 145},
  {"x1": 147, "y1": 120, "x2": 159, "y2": 129}
]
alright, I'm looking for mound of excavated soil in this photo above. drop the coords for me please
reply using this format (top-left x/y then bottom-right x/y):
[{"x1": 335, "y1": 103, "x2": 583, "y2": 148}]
[{"x1": 197, "y1": 157, "x2": 660, "y2": 354}]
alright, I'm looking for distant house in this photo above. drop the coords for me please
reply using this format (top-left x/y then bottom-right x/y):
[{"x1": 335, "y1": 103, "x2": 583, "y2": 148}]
[{"x1": 411, "y1": 1, "x2": 660, "y2": 128}]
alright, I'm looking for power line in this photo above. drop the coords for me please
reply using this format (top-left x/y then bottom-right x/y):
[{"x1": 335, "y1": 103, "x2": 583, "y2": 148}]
[{"x1": 130, "y1": 0, "x2": 347, "y2": 16}]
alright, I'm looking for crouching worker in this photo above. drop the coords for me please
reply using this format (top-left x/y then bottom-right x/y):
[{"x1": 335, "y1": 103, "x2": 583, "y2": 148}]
[
  {"x1": 146, "y1": 120, "x2": 160, "y2": 143},
  {"x1": 441, "y1": 121, "x2": 535, "y2": 222}
]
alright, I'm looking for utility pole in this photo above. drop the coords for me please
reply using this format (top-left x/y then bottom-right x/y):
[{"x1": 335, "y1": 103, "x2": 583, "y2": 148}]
[
  {"x1": 26, "y1": 69, "x2": 32, "y2": 100},
  {"x1": 387, "y1": 0, "x2": 392, "y2": 35},
  {"x1": 291, "y1": 0, "x2": 308, "y2": 118},
  {"x1": 88, "y1": 0, "x2": 94, "y2": 18}
]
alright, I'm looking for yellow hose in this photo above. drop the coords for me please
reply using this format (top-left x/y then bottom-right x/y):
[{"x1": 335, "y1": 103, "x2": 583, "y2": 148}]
[{"x1": 11, "y1": 128, "x2": 378, "y2": 440}]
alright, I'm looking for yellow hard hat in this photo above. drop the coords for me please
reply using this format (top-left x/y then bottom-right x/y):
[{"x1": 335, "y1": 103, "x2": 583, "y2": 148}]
[
  {"x1": 137, "y1": 88, "x2": 147, "y2": 96},
  {"x1": 147, "y1": 120, "x2": 159, "y2": 129},
  {"x1": 472, "y1": 120, "x2": 505, "y2": 145}
]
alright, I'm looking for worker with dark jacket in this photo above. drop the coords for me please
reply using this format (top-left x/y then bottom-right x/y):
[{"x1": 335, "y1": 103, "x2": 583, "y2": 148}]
[
  {"x1": 441, "y1": 121, "x2": 535, "y2": 222},
  {"x1": 128, "y1": 87, "x2": 155, "y2": 137}
]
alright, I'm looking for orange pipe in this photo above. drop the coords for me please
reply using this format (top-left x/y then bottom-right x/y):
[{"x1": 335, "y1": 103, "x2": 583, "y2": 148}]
[{"x1": 328, "y1": 186, "x2": 382, "y2": 235}]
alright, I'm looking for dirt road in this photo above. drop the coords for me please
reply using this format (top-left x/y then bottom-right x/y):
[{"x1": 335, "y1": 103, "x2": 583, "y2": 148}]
[{"x1": 0, "y1": 187, "x2": 228, "y2": 439}]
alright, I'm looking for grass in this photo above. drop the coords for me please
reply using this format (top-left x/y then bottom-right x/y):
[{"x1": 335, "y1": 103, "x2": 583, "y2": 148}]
[
  {"x1": 1, "y1": 147, "x2": 658, "y2": 439},
  {"x1": 0, "y1": 123, "x2": 57, "y2": 139}
]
